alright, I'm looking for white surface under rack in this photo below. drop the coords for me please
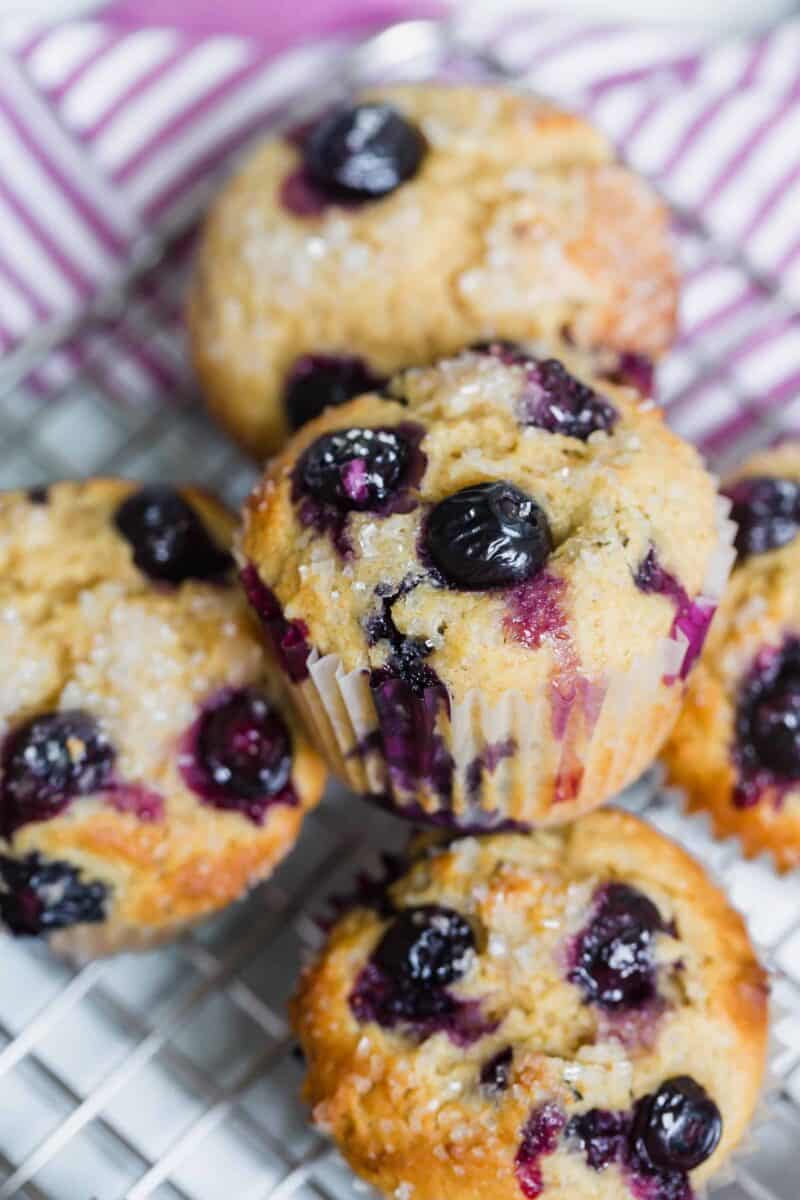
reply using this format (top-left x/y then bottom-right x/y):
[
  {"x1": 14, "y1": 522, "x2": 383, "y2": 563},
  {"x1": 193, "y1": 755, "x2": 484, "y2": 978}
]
[{"x1": 1, "y1": 18, "x2": 800, "y2": 1200}]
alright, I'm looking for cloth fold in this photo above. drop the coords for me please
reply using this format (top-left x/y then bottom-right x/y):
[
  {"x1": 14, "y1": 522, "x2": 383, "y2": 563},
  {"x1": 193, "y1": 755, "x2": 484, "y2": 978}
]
[{"x1": 1, "y1": 6, "x2": 799, "y2": 457}]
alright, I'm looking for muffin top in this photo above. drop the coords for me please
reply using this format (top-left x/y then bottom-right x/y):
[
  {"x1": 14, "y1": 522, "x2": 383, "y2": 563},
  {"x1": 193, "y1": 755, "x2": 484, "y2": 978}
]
[
  {"x1": 243, "y1": 348, "x2": 725, "y2": 709},
  {"x1": 665, "y1": 441, "x2": 800, "y2": 869},
  {"x1": 188, "y1": 82, "x2": 677, "y2": 455},
  {"x1": 0, "y1": 480, "x2": 325, "y2": 945},
  {"x1": 292, "y1": 810, "x2": 768, "y2": 1200}
]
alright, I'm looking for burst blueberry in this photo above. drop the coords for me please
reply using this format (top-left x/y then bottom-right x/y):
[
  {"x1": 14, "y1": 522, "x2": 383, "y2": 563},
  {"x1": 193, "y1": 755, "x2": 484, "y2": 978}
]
[
  {"x1": 632, "y1": 1077, "x2": 722, "y2": 1172},
  {"x1": 304, "y1": 102, "x2": 426, "y2": 199},
  {"x1": 284, "y1": 354, "x2": 385, "y2": 431},
  {"x1": 724, "y1": 475, "x2": 800, "y2": 560},
  {"x1": 568, "y1": 882, "x2": 666, "y2": 1011},
  {"x1": 298, "y1": 426, "x2": 411, "y2": 511},
  {"x1": 181, "y1": 688, "x2": 294, "y2": 823},
  {"x1": 736, "y1": 639, "x2": 800, "y2": 787},
  {"x1": 480, "y1": 1046, "x2": 513, "y2": 1093},
  {"x1": 0, "y1": 853, "x2": 107, "y2": 936},
  {"x1": 114, "y1": 486, "x2": 233, "y2": 584},
  {"x1": 425, "y1": 481, "x2": 552, "y2": 590},
  {"x1": 520, "y1": 358, "x2": 618, "y2": 440},
  {"x1": 1, "y1": 711, "x2": 115, "y2": 837},
  {"x1": 373, "y1": 904, "x2": 475, "y2": 990}
]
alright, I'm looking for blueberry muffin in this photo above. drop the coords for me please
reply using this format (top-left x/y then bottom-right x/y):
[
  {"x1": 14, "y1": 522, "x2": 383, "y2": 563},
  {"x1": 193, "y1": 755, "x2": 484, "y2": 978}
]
[
  {"x1": 664, "y1": 441, "x2": 800, "y2": 871},
  {"x1": 291, "y1": 809, "x2": 768, "y2": 1200},
  {"x1": 188, "y1": 83, "x2": 678, "y2": 457},
  {"x1": 0, "y1": 481, "x2": 326, "y2": 957},
  {"x1": 241, "y1": 347, "x2": 732, "y2": 828}
]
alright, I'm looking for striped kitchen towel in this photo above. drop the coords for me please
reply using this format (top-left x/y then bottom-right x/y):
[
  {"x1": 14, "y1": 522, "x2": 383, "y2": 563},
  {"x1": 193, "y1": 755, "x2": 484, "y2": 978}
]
[{"x1": 1, "y1": 5, "x2": 799, "y2": 462}]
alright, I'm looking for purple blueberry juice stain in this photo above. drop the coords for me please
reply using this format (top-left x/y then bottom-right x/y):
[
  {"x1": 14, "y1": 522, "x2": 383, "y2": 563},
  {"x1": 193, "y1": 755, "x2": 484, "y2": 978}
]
[
  {"x1": 291, "y1": 422, "x2": 426, "y2": 557},
  {"x1": 567, "y1": 883, "x2": 669, "y2": 1025},
  {"x1": 104, "y1": 783, "x2": 164, "y2": 823},
  {"x1": 634, "y1": 546, "x2": 715, "y2": 682},
  {"x1": 369, "y1": 667, "x2": 454, "y2": 808},
  {"x1": 733, "y1": 638, "x2": 800, "y2": 808},
  {"x1": 515, "y1": 1104, "x2": 566, "y2": 1199},
  {"x1": 180, "y1": 687, "x2": 296, "y2": 824},
  {"x1": 240, "y1": 565, "x2": 312, "y2": 682},
  {"x1": 465, "y1": 739, "x2": 517, "y2": 802},
  {"x1": 0, "y1": 852, "x2": 107, "y2": 936}
]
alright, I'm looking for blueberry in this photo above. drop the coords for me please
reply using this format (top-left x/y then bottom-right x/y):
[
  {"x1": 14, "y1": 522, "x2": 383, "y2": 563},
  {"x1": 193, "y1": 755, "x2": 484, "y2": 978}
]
[
  {"x1": 724, "y1": 475, "x2": 800, "y2": 560},
  {"x1": 284, "y1": 354, "x2": 385, "y2": 431},
  {"x1": 304, "y1": 103, "x2": 426, "y2": 199},
  {"x1": 1, "y1": 711, "x2": 115, "y2": 838},
  {"x1": 515, "y1": 1103, "x2": 566, "y2": 1199},
  {"x1": 568, "y1": 883, "x2": 666, "y2": 1011},
  {"x1": 27, "y1": 486, "x2": 49, "y2": 505},
  {"x1": 480, "y1": 1046, "x2": 513, "y2": 1093},
  {"x1": 736, "y1": 640, "x2": 800, "y2": 786},
  {"x1": 521, "y1": 359, "x2": 618, "y2": 440},
  {"x1": 182, "y1": 688, "x2": 293, "y2": 822},
  {"x1": 298, "y1": 427, "x2": 410, "y2": 511},
  {"x1": 114, "y1": 486, "x2": 233, "y2": 584},
  {"x1": 632, "y1": 1077, "x2": 722, "y2": 1171},
  {"x1": 425, "y1": 481, "x2": 552, "y2": 590},
  {"x1": 372, "y1": 905, "x2": 475, "y2": 991},
  {"x1": 566, "y1": 1108, "x2": 630, "y2": 1171},
  {"x1": 0, "y1": 853, "x2": 107, "y2": 936}
]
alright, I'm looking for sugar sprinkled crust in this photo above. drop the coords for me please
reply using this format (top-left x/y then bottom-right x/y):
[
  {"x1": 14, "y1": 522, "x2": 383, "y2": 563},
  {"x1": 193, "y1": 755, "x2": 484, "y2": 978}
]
[
  {"x1": 242, "y1": 349, "x2": 723, "y2": 825},
  {"x1": 665, "y1": 442, "x2": 800, "y2": 871},
  {"x1": 188, "y1": 83, "x2": 678, "y2": 457},
  {"x1": 291, "y1": 809, "x2": 768, "y2": 1200},
  {"x1": 0, "y1": 480, "x2": 326, "y2": 951}
]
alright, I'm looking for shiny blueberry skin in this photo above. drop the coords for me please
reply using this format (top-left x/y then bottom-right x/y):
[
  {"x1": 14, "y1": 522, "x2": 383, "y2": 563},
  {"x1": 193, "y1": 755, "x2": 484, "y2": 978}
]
[
  {"x1": 373, "y1": 905, "x2": 475, "y2": 990},
  {"x1": 1, "y1": 711, "x2": 115, "y2": 838},
  {"x1": 284, "y1": 354, "x2": 385, "y2": 431},
  {"x1": 114, "y1": 486, "x2": 232, "y2": 585},
  {"x1": 181, "y1": 688, "x2": 294, "y2": 823},
  {"x1": 0, "y1": 853, "x2": 107, "y2": 936},
  {"x1": 724, "y1": 475, "x2": 800, "y2": 561},
  {"x1": 425, "y1": 481, "x2": 552, "y2": 591},
  {"x1": 632, "y1": 1077, "x2": 722, "y2": 1172},
  {"x1": 735, "y1": 639, "x2": 800, "y2": 799},
  {"x1": 520, "y1": 358, "x2": 619, "y2": 440},
  {"x1": 298, "y1": 426, "x2": 411, "y2": 512},
  {"x1": 568, "y1": 883, "x2": 666, "y2": 1011},
  {"x1": 304, "y1": 103, "x2": 426, "y2": 199}
]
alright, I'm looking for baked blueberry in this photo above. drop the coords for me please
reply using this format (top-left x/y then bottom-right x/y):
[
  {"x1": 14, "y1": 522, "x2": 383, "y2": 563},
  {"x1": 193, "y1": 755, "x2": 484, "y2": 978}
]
[
  {"x1": 1, "y1": 711, "x2": 115, "y2": 837},
  {"x1": 568, "y1": 882, "x2": 666, "y2": 1011},
  {"x1": 181, "y1": 688, "x2": 294, "y2": 822},
  {"x1": 298, "y1": 427, "x2": 411, "y2": 511},
  {"x1": 114, "y1": 486, "x2": 232, "y2": 584},
  {"x1": 425, "y1": 481, "x2": 552, "y2": 590},
  {"x1": 284, "y1": 354, "x2": 385, "y2": 431},
  {"x1": 373, "y1": 905, "x2": 475, "y2": 990},
  {"x1": 0, "y1": 852, "x2": 107, "y2": 936},
  {"x1": 632, "y1": 1077, "x2": 722, "y2": 1171},
  {"x1": 566, "y1": 1108, "x2": 630, "y2": 1171},
  {"x1": 480, "y1": 1046, "x2": 513, "y2": 1093},
  {"x1": 304, "y1": 102, "x2": 426, "y2": 199},
  {"x1": 736, "y1": 639, "x2": 800, "y2": 788},
  {"x1": 520, "y1": 358, "x2": 618, "y2": 441},
  {"x1": 724, "y1": 475, "x2": 800, "y2": 561}
]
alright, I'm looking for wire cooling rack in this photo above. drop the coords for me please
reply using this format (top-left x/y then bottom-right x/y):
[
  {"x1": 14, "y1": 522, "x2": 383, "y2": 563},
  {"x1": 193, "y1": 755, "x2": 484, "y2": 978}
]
[{"x1": 2, "y1": 16, "x2": 800, "y2": 1200}]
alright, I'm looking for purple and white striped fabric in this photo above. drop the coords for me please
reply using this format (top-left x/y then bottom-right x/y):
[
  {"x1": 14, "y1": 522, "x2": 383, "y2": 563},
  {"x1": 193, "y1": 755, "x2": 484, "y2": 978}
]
[{"x1": 1, "y1": 7, "x2": 799, "y2": 460}]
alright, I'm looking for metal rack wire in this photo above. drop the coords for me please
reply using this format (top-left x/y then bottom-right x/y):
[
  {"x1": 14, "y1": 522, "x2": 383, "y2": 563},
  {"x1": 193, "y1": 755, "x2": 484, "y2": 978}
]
[{"x1": 1, "y1": 17, "x2": 800, "y2": 1200}]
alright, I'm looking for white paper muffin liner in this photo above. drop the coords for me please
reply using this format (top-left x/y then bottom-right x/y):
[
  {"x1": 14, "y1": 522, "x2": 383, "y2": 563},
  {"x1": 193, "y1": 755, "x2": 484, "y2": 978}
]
[{"x1": 279, "y1": 498, "x2": 736, "y2": 828}]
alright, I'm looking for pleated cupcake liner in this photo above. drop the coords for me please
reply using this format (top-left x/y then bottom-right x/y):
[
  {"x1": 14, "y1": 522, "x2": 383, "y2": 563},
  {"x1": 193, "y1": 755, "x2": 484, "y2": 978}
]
[{"x1": 281, "y1": 496, "x2": 736, "y2": 828}]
